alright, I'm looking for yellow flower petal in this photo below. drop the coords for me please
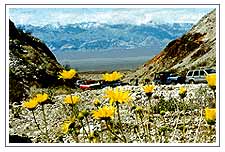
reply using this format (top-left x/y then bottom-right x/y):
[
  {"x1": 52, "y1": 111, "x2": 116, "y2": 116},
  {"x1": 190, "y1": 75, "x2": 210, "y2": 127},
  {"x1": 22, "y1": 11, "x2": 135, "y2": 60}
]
[
  {"x1": 64, "y1": 95, "x2": 80, "y2": 105},
  {"x1": 22, "y1": 98, "x2": 39, "y2": 110},
  {"x1": 205, "y1": 107, "x2": 216, "y2": 122},
  {"x1": 179, "y1": 86, "x2": 187, "y2": 95},
  {"x1": 104, "y1": 87, "x2": 132, "y2": 104},
  {"x1": 36, "y1": 93, "x2": 48, "y2": 104},
  {"x1": 143, "y1": 85, "x2": 155, "y2": 94},
  {"x1": 61, "y1": 116, "x2": 76, "y2": 134},
  {"x1": 102, "y1": 71, "x2": 123, "y2": 82},
  {"x1": 92, "y1": 106, "x2": 115, "y2": 120},
  {"x1": 61, "y1": 122, "x2": 71, "y2": 134},
  {"x1": 58, "y1": 69, "x2": 77, "y2": 79},
  {"x1": 206, "y1": 74, "x2": 216, "y2": 89}
]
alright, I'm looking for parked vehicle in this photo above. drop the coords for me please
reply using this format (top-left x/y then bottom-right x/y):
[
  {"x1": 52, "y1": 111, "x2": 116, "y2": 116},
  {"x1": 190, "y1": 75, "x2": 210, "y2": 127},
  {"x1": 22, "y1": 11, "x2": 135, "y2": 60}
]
[
  {"x1": 101, "y1": 81, "x2": 129, "y2": 88},
  {"x1": 153, "y1": 72, "x2": 184, "y2": 85},
  {"x1": 77, "y1": 79, "x2": 129, "y2": 90},
  {"x1": 79, "y1": 82, "x2": 102, "y2": 90},
  {"x1": 185, "y1": 68, "x2": 216, "y2": 84}
]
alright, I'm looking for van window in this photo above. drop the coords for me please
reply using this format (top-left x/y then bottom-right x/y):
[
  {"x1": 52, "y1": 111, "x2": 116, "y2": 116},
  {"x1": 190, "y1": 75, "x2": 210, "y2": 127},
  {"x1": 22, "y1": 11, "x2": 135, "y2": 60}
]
[
  {"x1": 205, "y1": 69, "x2": 216, "y2": 74},
  {"x1": 193, "y1": 71, "x2": 199, "y2": 76},
  {"x1": 200, "y1": 70, "x2": 206, "y2": 76},
  {"x1": 187, "y1": 71, "x2": 193, "y2": 76}
]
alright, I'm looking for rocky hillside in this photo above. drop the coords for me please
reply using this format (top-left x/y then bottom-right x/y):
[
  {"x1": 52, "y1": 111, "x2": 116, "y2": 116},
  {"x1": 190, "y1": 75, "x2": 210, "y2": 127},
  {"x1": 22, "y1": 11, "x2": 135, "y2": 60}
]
[
  {"x1": 124, "y1": 9, "x2": 216, "y2": 84},
  {"x1": 9, "y1": 19, "x2": 63, "y2": 103}
]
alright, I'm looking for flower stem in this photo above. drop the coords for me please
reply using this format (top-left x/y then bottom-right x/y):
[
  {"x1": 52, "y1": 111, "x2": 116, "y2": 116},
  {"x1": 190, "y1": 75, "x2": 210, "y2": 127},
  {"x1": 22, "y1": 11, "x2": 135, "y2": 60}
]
[
  {"x1": 72, "y1": 132, "x2": 79, "y2": 143},
  {"x1": 116, "y1": 102, "x2": 127, "y2": 143},
  {"x1": 85, "y1": 117, "x2": 91, "y2": 134},
  {"x1": 147, "y1": 96, "x2": 152, "y2": 142},
  {"x1": 134, "y1": 111, "x2": 141, "y2": 141},
  {"x1": 105, "y1": 120, "x2": 125, "y2": 142},
  {"x1": 139, "y1": 113, "x2": 147, "y2": 142},
  {"x1": 41, "y1": 105, "x2": 50, "y2": 142},
  {"x1": 80, "y1": 120, "x2": 90, "y2": 142},
  {"x1": 100, "y1": 121, "x2": 104, "y2": 143},
  {"x1": 170, "y1": 113, "x2": 180, "y2": 142},
  {"x1": 194, "y1": 108, "x2": 203, "y2": 143},
  {"x1": 148, "y1": 96, "x2": 152, "y2": 114},
  {"x1": 213, "y1": 90, "x2": 216, "y2": 108},
  {"x1": 32, "y1": 110, "x2": 41, "y2": 130}
]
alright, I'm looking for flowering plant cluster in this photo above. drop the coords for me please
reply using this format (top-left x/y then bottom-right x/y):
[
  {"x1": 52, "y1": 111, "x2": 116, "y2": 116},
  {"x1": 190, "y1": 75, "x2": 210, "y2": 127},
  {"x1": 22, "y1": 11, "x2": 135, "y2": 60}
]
[
  {"x1": 23, "y1": 93, "x2": 48, "y2": 110},
  {"x1": 104, "y1": 87, "x2": 132, "y2": 105},
  {"x1": 17, "y1": 70, "x2": 216, "y2": 143},
  {"x1": 102, "y1": 71, "x2": 123, "y2": 82},
  {"x1": 58, "y1": 69, "x2": 77, "y2": 80},
  {"x1": 205, "y1": 73, "x2": 216, "y2": 125}
]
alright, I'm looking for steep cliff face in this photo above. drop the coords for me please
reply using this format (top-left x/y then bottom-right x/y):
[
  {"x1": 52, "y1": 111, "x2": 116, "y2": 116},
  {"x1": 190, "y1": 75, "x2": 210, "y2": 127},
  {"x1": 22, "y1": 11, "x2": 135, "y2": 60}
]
[
  {"x1": 124, "y1": 9, "x2": 216, "y2": 84},
  {"x1": 9, "y1": 20, "x2": 63, "y2": 103}
]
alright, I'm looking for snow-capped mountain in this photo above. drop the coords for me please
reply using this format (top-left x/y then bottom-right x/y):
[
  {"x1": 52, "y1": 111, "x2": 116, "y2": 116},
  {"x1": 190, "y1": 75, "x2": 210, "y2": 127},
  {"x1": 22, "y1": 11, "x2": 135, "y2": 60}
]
[{"x1": 17, "y1": 22, "x2": 193, "y2": 53}]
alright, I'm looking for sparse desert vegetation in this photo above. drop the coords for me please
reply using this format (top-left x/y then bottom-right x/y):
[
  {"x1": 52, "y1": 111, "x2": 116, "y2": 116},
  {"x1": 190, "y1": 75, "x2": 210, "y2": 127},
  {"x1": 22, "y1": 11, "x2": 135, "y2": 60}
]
[{"x1": 9, "y1": 70, "x2": 216, "y2": 143}]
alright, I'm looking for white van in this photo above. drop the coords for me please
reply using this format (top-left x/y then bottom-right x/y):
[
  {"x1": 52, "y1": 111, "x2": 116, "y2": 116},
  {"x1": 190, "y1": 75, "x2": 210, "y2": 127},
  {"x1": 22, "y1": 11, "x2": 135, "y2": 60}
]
[{"x1": 185, "y1": 69, "x2": 216, "y2": 84}]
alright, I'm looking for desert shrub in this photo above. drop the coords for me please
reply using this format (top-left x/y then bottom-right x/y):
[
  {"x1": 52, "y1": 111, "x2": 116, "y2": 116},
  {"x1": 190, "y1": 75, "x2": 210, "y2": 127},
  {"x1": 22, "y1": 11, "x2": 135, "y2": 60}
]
[{"x1": 152, "y1": 97, "x2": 177, "y2": 114}]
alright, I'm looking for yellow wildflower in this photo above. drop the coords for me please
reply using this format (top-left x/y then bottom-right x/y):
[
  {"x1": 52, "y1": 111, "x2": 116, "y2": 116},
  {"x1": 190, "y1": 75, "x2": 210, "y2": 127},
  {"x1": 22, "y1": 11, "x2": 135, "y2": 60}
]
[
  {"x1": 179, "y1": 86, "x2": 187, "y2": 95},
  {"x1": 206, "y1": 73, "x2": 216, "y2": 90},
  {"x1": 92, "y1": 106, "x2": 115, "y2": 120},
  {"x1": 104, "y1": 87, "x2": 132, "y2": 105},
  {"x1": 36, "y1": 93, "x2": 48, "y2": 104},
  {"x1": 61, "y1": 116, "x2": 76, "y2": 134},
  {"x1": 143, "y1": 85, "x2": 154, "y2": 93},
  {"x1": 64, "y1": 95, "x2": 80, "y2": 105},
  {"x1": 143, "y1": 85, "x2": 155, "y2": 97},
  {"x1": 62, "y1": 122, "x2": 71, "y2": 134},
  {"x1": 205, "y1": 107, "x2": 216, "y2": 125},
  {"x1": 22, "y1": 98, "x2": 38, "y2": 110},
  {"x1": 179, "y1": 86, "x2": 187, "y2": 98},
  {"x1": 93, "y1": 99, "x2": 101, "y2": 107},
  {"x1": 58, "y1": 69, "x2": 77, "y2": 79},
  {"x1": 102, "y1": 71, "x2": 123, "y2": 82}
]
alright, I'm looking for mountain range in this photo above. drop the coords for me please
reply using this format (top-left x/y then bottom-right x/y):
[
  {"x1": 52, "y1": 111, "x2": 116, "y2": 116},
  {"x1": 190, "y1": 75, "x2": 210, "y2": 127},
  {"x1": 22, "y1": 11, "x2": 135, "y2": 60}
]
[{"x1": 17, "y1": 22, "x2": 193, "y2": 53}]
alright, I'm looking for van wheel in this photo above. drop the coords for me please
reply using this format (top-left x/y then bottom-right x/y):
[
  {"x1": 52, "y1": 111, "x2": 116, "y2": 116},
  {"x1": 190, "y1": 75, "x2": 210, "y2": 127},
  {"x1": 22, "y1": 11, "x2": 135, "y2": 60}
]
[{"x1": 189, "y1": 80, "x2": 195, "y2": 84}]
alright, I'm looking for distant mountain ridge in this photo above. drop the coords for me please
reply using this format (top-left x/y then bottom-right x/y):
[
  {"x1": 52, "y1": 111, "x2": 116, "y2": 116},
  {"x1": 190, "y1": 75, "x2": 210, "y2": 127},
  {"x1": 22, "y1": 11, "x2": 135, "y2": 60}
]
[{"x1": 17, "y1": 22, "x2": 193, "y2": 52}]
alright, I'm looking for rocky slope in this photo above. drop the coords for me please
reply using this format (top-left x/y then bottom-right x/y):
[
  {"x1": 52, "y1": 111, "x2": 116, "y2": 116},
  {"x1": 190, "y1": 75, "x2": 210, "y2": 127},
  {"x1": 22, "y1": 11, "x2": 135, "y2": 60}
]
[
  {"x1": 9, "y1": 19, "x2": 63, "y2": 103},
  {"x1": 124, "y1": 9, "x2": 216, "y2": 84}
]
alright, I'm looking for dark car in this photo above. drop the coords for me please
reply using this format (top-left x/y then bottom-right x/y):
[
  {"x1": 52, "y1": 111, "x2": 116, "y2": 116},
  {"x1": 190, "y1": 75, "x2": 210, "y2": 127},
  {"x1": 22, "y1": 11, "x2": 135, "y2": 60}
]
[
  {"x1": 153, "y1": 72, "x2": 185, "y2": 85},
  {"x1": 101, "y1": 81, "x2": 129, "y2": 88}
]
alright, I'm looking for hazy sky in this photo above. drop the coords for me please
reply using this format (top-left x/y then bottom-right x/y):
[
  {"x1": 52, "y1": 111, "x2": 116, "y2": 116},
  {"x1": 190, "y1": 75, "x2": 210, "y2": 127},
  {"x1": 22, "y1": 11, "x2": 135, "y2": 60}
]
[{"x1": 9, "y1": 8, "x2": 214, "y2": 26}]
